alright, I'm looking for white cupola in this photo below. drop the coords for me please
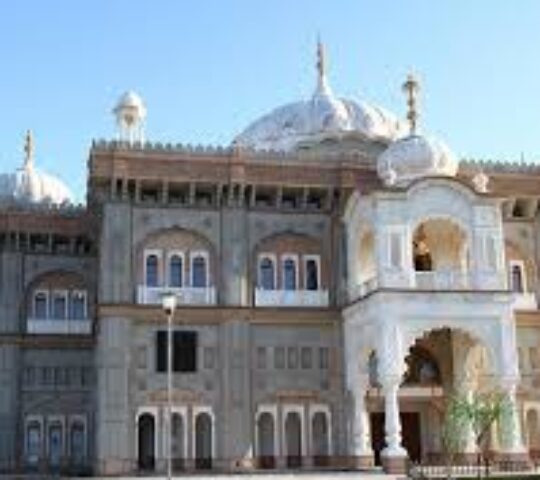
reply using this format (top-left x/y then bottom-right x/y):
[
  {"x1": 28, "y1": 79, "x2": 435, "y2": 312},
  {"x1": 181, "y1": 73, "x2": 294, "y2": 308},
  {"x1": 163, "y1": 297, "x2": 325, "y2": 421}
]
[
  {"x1": 113, "y1": 90, "x2": 146, "y2": 144},
  {"x1": 377, "y1": 73, "x2": 458, "y2": 187}
]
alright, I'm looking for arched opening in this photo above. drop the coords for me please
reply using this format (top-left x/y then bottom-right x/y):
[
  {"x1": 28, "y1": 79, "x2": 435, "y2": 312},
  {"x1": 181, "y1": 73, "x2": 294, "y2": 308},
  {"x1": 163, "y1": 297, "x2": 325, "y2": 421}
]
[
  {"x1": 403, "y1": 345, "x2": 442, "y2": 386},
  {"x1": 48, "y1": 422, "x2": 63, "y2": 469},
  {"x1": 195, "y1": 412, "x2": 212, "y2": 470},
  {"x1": 169, "y1": 255, "x2": 183, "y2": 287},
  {"x1": 413, "y1": 219, "x2": 468, "y2": 288},
  {"x1": 312, "y1": 412, "x2": 329, "y2": 466},
  {"x1": 137, "y1": 413, "x2": 155, "y2": 471},
  {"x1": 192, "y1": 256, "x2": 207, "y2": 288},
  {"x1": 285, "y1": 411, "x2": 302, "y2": 468},
  {"x1": 357, "y1": 230, "x2": 376, "y2": 285},
  {"x1": 259, "y1": 257, "x2": 275, "y2": 290},
  {"x1": 257, "y1": 412, "x2": 275, "y2": 469},
  {"x1": 305, "y1": 259, "x2": 319, "y2": 290},
  {"x1": 283, "y1": 259, "x2": 297, "y2": 290},
  {"x1": 171, "y1": 413, "x2": 184, "y2": 471},
  {"x1": 145, "y1": 255, "x2": 159, "y2": 287},
  {"x1": 69, "y1": 422, "x2": 85, "y2": 465},
  {"x1": 26, "y1": 421, "x2": 41, "y2": 466},
  {"x1": 526, "y1": 409, "x2": 540, "y2": 457}
]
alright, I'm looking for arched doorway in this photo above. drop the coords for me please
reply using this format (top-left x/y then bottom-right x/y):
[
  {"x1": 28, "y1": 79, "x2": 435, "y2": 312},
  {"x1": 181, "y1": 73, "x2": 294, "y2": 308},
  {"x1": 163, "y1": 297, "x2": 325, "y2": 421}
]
[
  {"x1": 137, "y1": 413, "x2": 155, "y2": 471},
  {"x1": 195, "y1": 412, "x2": 212, "y2": 470},
  {"x1": 285, "y1": 411, "x2": 302, "y2": 468},
  {"x1": 171, "y1": 413, "x2": 184, "y2": 471},
  {"x1": 312, "y1": 412, "x2": 329, "y2": 466},
  {"x1": 257, "y1": 412, "x2": 275, "y2": 469}
]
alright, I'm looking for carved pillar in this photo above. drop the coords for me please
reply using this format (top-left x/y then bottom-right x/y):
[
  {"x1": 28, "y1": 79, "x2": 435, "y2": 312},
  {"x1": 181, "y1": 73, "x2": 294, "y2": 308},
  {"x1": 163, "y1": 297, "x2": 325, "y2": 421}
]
[
  {"x1": 378, "y1": 320, "x2": 407, "y2": 474},
  {"x1": 498, "y1": 379, "x2": 528, "y2": 464},
  {"x1": 350, "y1": 385, "x2": 374, "y2": 468}
]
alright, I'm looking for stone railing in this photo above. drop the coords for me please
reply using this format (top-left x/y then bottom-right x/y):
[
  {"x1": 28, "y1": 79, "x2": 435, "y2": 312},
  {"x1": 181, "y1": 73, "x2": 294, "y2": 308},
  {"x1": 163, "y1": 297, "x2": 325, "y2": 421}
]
[
  {"x1": 414, "y1": 270, "x2": 471, "y2": 290},
  {"x1": 27, "y1": 318, "x2": 92, "y2": 335},
  {"x1": 137, "y1": 286, "x2": 216, "y2": 306},
  {"x1": 254, "y1": 288, "x2": 329, "y2": 307},
  {"x1": 511, "y1": 292, "x2": 537, "y2": 311}
]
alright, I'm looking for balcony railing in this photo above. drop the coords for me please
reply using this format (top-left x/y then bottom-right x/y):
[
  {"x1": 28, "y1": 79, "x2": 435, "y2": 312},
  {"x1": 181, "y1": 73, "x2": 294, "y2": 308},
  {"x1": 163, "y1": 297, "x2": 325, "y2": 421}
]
[
  {"x1": 254, "y1": 288, "x2": 329, "y2": 307},
  {"x1": 27, "y1": 318, "x2": 92, "y2": 335},
  {"x1": 415, "y1": 270, "x2": 471, "y2": 290},
  {"x1": 137, "y1": 286, "x2": 216, "y2": 305},
  {"x1": 512, "y1": 292, "x2": 537, "y2": 311}
]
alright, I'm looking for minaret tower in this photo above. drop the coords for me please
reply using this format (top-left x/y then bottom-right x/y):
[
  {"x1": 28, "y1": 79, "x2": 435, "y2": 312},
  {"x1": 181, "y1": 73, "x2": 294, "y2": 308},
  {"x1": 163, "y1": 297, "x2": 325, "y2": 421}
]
[
  {"x1": 113, "y1": 91, "x2": 147, "y2": 144},
  {"x1": 23, "y1": 129, "x2": 34, "y2": 170}
]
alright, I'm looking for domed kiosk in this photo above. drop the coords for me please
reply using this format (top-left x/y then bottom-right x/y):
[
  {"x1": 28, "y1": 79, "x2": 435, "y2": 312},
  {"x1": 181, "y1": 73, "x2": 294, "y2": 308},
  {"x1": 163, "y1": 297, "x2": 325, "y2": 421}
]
[
  {"x1": 377, "y1": 73, "x2": 458, "y2": 187},
  {"x1": 0, "y1": 131, "x2": 73, "y2": 206}
]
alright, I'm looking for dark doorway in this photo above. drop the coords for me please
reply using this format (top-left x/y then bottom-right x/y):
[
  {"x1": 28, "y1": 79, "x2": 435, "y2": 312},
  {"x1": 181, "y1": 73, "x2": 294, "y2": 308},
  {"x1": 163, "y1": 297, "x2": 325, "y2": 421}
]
[
  {"x1": 195, "y1": 413, "x2": 212, "y2": 470},
  {"x1": 138, "y1": 413, "x2": 155, "y2": 471},
  {"x1": 370, "y1": 412, "x2": 421, "y2": 465},
  {"x1": 285, "y1": 412, "x2": 302, "y2": 468}
]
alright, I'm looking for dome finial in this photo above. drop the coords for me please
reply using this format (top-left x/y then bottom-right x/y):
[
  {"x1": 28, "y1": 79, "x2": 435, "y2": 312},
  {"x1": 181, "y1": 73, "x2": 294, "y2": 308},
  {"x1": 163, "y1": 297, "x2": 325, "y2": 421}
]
[
  {"x1": 23, "y1": 129, "x2": 34, "y2": 170},
  {"x1": 314, "y1": 35, "x2": 331, "y2": 96},
  {"x1": 402, "y1": 71, "x2": 420, "y2": 135}
]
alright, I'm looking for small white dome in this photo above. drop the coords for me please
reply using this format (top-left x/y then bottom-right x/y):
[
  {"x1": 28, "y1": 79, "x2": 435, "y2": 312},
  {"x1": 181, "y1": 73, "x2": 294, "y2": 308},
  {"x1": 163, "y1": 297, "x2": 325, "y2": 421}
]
[
  {"x1": 0, "y1": 165, "x2": 73, "y2": 206},
  {"x1": 377, "y1": 134, "x2": 458, "y2": 187},
  {"x1": 114, "y1": 90, "x2": 146, "y2": 117}
]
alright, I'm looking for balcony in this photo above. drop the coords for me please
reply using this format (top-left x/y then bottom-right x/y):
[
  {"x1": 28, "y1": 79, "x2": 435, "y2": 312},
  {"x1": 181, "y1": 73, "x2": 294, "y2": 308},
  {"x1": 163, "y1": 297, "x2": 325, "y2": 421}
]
[
  {"x1": 512, "y1": 292, "x2": 537, "y2": 311},
  {"x1": 414, "y1": 270, "x2": 471, "y2": 290},
  {"x1": 254, "y1": 288, "x2": 329, "y2": 307},
  {"x1": 27, "y1": 318, "x2": 92, "y2": 335},
  {"x1": 137, "y1": 286, "x2": 216, "y2": 306}
]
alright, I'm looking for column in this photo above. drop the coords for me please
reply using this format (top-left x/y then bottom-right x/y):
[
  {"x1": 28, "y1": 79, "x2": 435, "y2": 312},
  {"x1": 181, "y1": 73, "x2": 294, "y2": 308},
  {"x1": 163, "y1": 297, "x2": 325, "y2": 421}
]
[
  {"x1": 380, "y1": 376, "x2": 407, "y2": 474},
  {"x1": 350, "y1": 383, "x2": 374, "y2": 468},
  {"x1": 303, "y1": 403, "x2": 313, "y2": 468},
  {"x1": 498, "y1": 381, "x2": 528, "y2": 465}
]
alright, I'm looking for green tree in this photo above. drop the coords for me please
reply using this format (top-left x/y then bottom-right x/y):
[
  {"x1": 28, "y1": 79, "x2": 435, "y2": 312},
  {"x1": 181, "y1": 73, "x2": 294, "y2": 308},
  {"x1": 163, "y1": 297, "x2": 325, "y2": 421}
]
[{"x1": 440, "y1": 390, "x2": 510, "y2": 479}]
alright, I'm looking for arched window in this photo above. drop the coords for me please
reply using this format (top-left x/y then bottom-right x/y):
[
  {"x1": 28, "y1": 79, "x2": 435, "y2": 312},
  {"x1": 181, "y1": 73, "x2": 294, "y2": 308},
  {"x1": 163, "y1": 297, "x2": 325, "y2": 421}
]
[
  {"x1": 169, "y1": 255, "x2": 183, "y2": 288},
  {"x1": 26, "y1": 421, "x2": 41, "y2": 465},
  {"x1": 192, "y1": 255, "x2": 207, "y2": 288},
  {"x1": 285, "y1": 411, "x2": 302, "y2": 468},
  {"x1": 257, "y1": 412, "x2": 275, "y2": 469},
  {"x1": 171, "y1": 413, "x2": 184, "y2": 471},
  {"x1": 71, "y1": 291, "x2": 87, "y2": 320},
  {"x1": 48, "y1": 422, "x2": 63, "y2": 468},
  {"x1": 145, "y1": 254, "x2": 159, "y2": 287},
  {"x1": 195, "y1": 412, "x2": 212, "y2": 469},
  {"x1": 312, "y1": 411, "x2": 329, "y2": 466},
  {"x1": 510, "y1": 263, "x2": 525, "y2": 293},
  {"x1": 138, "y1": 413, "x2": 155, "y2": 471},
  {"x1": 305, "y1": 258, "x2": 319, "y2": 290},
  {"x1": 283, "y1": 258, "x2": 297, "y2": 291},
  {"x1": 70, "y1": 422, "x2": 85, "y2": 465},
  {"x1": 52, "y1": 291, "x2": 67, "y2": 320},
  {"x1": 259, "y1": 257, "x2": 275, "y2": 290},
  {"x1": 33, "y1": 291, "x2": 48, "y2": 318}
]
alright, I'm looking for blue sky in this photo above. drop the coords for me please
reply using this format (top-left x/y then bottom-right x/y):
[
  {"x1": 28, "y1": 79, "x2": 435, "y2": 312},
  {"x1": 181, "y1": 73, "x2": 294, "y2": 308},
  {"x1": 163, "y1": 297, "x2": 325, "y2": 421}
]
[{"x1": 1, "y1": 1, "x2": 540, "y2": 202}]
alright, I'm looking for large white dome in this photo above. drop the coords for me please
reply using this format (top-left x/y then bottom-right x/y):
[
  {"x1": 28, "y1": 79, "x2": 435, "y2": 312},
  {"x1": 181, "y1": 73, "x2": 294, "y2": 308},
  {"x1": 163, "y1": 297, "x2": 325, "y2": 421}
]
[
  {"x1": 377, "y1": 134, "x2": 458, "y2": 187},
  {"x1": 233, "y1": 43, "x2": 406, "y2": 152},
  {"x1": 0, "y1": 133, "x2": 73, "y2": 206}
]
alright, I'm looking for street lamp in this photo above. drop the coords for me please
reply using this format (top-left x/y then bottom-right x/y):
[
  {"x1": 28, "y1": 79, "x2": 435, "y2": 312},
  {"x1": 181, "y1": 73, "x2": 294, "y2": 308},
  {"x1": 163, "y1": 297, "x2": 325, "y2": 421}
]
[{"x1": 161, "y1": 292, "x2": 177, "y2": 480}]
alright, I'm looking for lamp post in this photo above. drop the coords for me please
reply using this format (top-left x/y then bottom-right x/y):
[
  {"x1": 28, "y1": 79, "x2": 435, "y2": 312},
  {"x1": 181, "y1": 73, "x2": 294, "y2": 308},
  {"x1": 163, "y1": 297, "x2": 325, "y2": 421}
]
[{"x1": 161, "y1": 292, "x2": 177, "y2": 480}]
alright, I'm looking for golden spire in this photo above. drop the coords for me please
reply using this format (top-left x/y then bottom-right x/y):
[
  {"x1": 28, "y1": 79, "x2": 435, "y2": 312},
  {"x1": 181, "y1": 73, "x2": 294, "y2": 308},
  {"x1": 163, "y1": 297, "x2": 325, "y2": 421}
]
[
  {"x1": 23, "y1": 129, "x2": 34, "y2": 170},
  {"x1": 402, "y1": 72, "x2": 420, "y2": 135}
]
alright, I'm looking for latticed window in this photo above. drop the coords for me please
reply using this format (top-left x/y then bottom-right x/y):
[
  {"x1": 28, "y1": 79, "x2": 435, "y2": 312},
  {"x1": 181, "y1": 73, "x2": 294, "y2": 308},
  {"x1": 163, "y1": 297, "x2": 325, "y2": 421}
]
[
  {"x1": 71, "y1": 291, "x2": 86, "y2": 319},
  {"x1": 52, "y1": 292, "x2": 67, "y2": 319},
  {"x1": 511, "y1": 264, "x2": 524, "y2": 293}
]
